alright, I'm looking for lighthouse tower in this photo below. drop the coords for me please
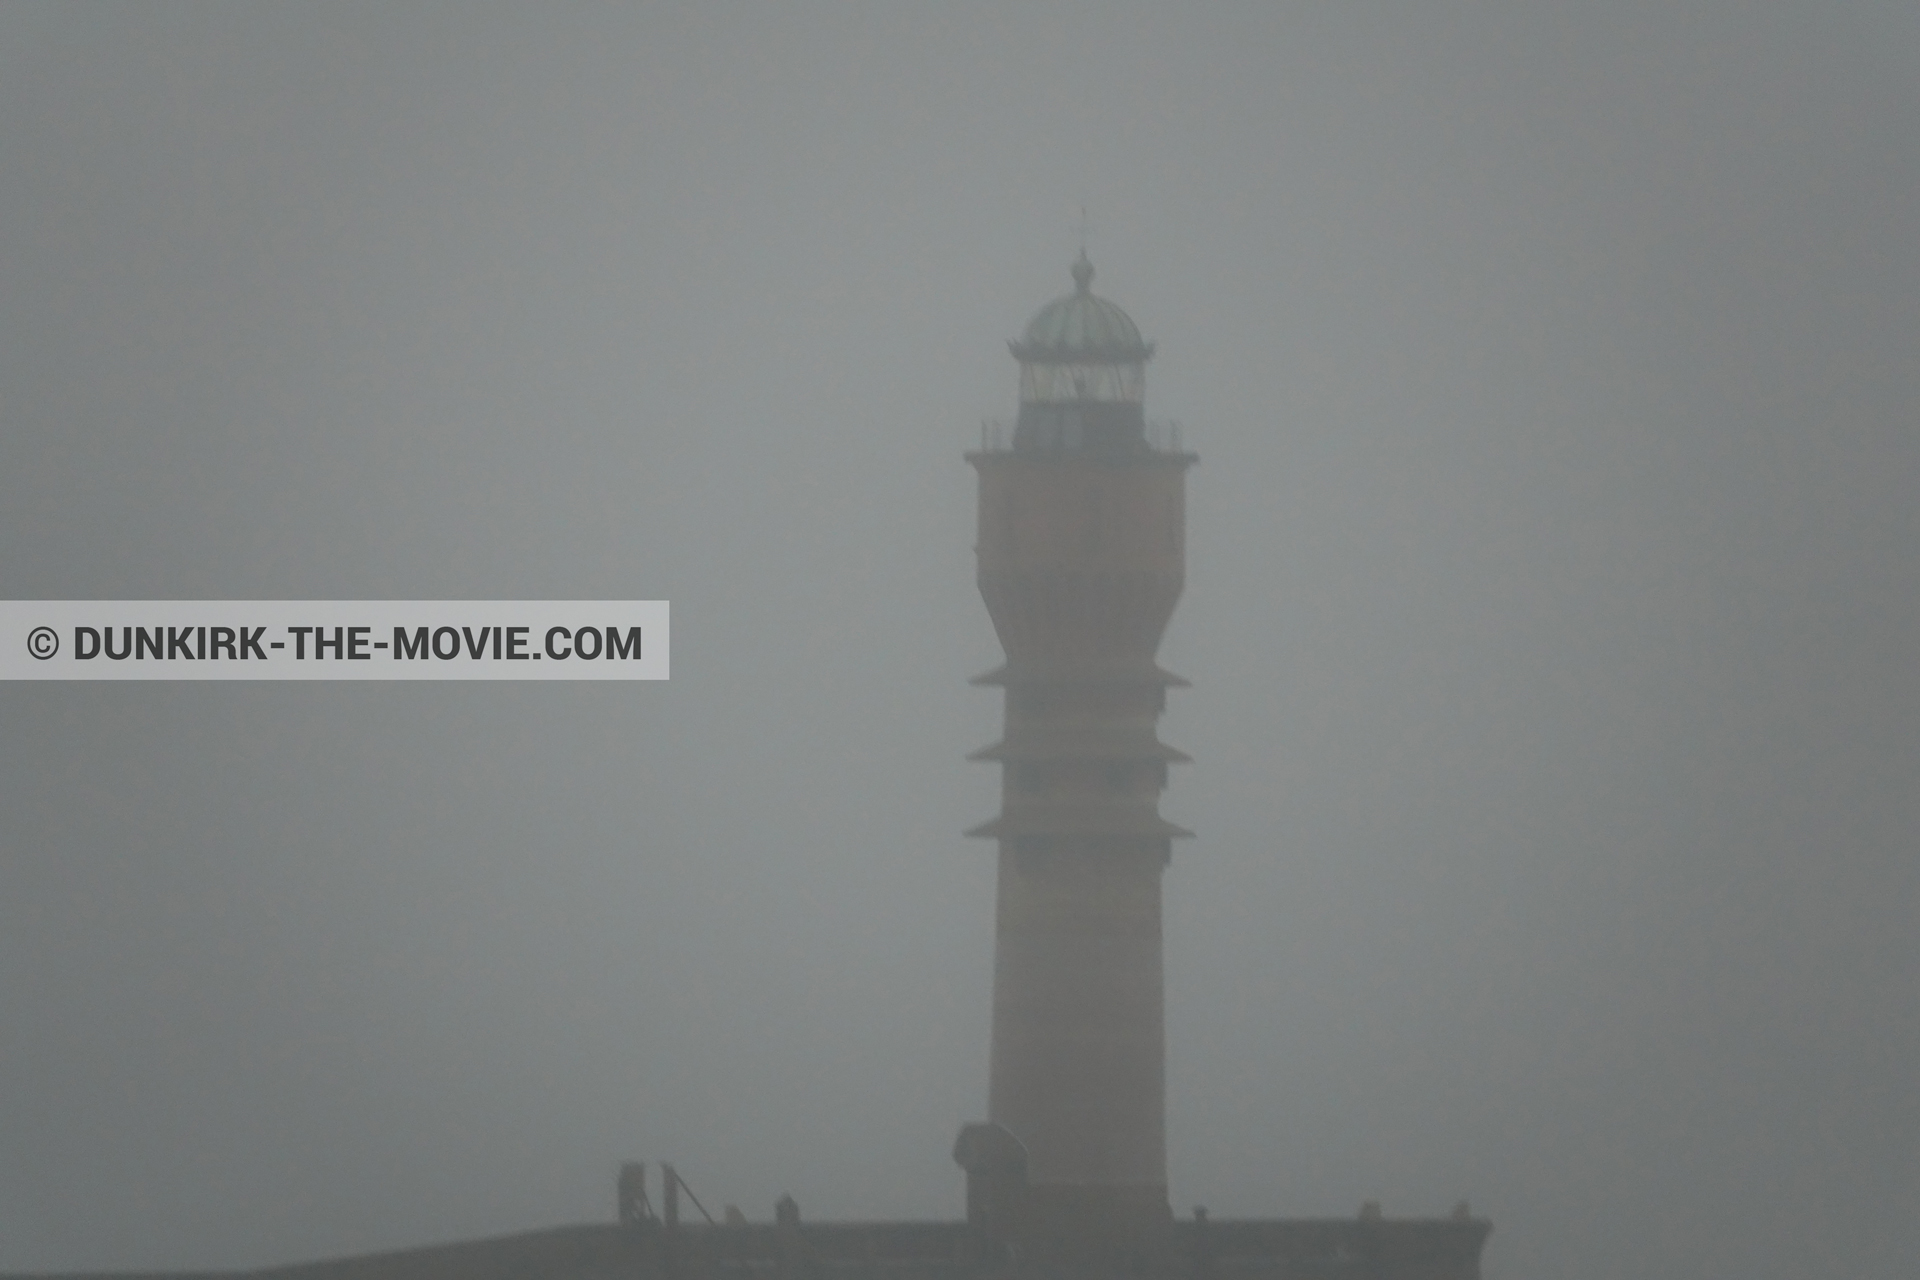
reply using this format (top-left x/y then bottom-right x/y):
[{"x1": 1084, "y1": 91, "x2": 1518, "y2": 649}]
[{"x1": 960, "y1": 254, "x2": 1194, "y2": 1261}]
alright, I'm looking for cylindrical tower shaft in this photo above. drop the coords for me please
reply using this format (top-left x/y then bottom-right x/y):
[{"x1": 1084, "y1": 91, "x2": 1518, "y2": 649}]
[{"x1": 963, "y1": 256, "x2": 1193, "y2": 1256}]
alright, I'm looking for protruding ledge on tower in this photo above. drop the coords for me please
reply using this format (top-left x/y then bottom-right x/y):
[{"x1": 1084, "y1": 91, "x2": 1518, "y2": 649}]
[
  {"x1": 970, "y1": 661, "x2": 1191, "y2": 688},
  {"x1": 967, "y1": 733, "x2": 1191, "y2": 764},
  {"x1": 965, "y1": 809, "x2": 1194, "y2": 840}
]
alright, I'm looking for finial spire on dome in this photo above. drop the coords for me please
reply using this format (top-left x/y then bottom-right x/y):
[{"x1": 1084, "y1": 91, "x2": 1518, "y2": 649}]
[{"x1": 1071, "y1": 249, "x2": 1094, "y2": 294}]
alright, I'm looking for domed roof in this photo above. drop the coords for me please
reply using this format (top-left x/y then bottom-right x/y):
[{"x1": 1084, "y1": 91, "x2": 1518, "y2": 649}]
[{"x1": 1011, "y1": 252, "x2": 1153, "y2": 363}]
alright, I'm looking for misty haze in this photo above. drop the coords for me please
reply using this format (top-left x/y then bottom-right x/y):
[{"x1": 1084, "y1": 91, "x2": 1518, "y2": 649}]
[{"x1": 2, "y1": 6, "x2": 1917, "y2": 1280}]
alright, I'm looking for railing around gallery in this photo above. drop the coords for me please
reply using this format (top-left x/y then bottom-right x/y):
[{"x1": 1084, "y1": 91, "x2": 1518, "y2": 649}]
[
  {"x1": 976, "y1": 419, "x2": 1185, "y2": 453},
  {"x1": 1146, "y1": 419, "x2": 1185, "y2": 453}
]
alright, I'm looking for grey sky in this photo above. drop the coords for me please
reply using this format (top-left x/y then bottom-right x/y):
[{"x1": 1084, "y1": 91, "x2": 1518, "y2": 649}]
[{"x1": 2, "y1": 4, "x2": 1916, "y2": 1278}]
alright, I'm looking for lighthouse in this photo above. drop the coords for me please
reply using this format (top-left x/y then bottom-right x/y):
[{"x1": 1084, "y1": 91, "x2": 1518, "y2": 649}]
[{"x1": 959, "y1": 253, "x2": 1194, "y2": 1262}]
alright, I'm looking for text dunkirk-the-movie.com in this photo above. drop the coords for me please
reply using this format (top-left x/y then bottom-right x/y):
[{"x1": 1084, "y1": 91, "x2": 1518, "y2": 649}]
[{"x1": 1, "y1": 602, "x2": 668, "y2": 681}]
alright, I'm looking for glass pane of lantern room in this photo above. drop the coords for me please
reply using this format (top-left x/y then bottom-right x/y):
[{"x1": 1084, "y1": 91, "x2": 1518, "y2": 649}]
[{"x1": 1021, "y1": 363, "x2": 1144, "y2": 404}]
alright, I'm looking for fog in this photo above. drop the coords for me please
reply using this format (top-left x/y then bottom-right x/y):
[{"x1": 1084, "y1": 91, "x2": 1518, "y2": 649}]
[{"x1": 2, "y1": 5, "x2": 1916, "y2": 1278}]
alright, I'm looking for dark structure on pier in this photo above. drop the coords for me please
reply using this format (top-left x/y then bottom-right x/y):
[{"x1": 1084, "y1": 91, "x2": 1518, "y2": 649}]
[{"x1": 5, "y1": 1212, "x2": 1483, "y2": 1280}]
